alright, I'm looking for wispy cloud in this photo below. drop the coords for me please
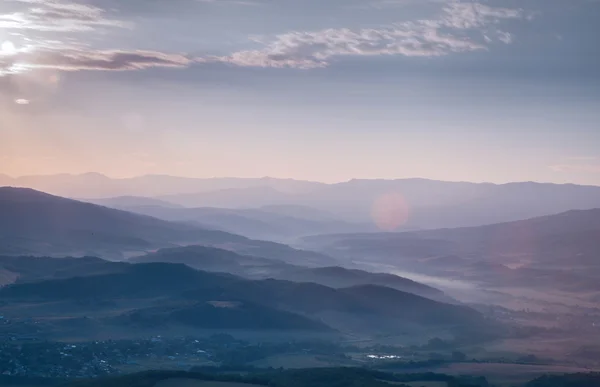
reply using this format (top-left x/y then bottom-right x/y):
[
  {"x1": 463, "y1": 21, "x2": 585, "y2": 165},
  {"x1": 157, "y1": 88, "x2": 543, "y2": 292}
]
[
  {"x1": 2, "y1": 0, "x2": 127, "y2": 32},
  {"x1": 0, "y1": 1, "x2": 190, "y2": 76},
  {"x1": 206, "y1": 2, "x2": 527, "y2": 69},
  {"x1": 0, "y1": 0, "x2": 529, "y2": 75},
  {"x1": 1, "y1": 48, "x2": 192, "y2": 74}
]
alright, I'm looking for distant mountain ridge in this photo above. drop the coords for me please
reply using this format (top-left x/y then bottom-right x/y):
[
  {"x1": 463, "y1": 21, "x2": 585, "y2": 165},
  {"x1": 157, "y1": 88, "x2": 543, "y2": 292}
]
[
  {"x1": 0, "y1": 173, "x2": 324, "y2": 198},
  {"x1": 5, "y1": 173, "x2": 600, "y2": 230}
]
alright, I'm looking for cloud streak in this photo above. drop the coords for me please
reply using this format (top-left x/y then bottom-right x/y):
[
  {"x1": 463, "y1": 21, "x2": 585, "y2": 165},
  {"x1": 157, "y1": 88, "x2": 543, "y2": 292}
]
[
  {"x1": 2, "y1": 0, "x2": 126, "y2": 32},
  {"x1": 206, "y1": 2, "x2": 526, "y2": 69},
  {"x1": 1, "y1": 48, "x2": 193, "y2": 75},
  {"x1": 0, "y1": 1, "x2": 190, "y2": 75},
  {"x1": 0, "y1": 0, "x2": 529, "y2": 75}
]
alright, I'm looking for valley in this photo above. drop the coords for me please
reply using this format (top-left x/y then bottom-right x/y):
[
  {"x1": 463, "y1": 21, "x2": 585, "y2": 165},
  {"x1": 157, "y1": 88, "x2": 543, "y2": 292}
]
[{"x1": 1, "y1": 180, "x2": 600, "y2": 386}]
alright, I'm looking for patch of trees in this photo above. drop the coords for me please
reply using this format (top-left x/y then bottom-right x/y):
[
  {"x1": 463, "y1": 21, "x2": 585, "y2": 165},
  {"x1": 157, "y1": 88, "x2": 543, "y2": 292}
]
[
  {"x1": 526, "y1": 373, "x2": 600, "y2": 387},
  {"x1": 0, "y1": 375, "x2": 66, "y2": 386},
  {"x1": 62, "y1": 367, "x2": 491, "y2": 387}
]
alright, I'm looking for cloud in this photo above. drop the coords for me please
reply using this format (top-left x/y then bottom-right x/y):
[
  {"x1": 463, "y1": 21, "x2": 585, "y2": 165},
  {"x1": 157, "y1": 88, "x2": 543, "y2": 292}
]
[
  {"x1": 15, "y1": 98, "x2": 30, "y2": 104},
  {"x1": 0, "y1": 0, "x2": 530, "y2": 76},
  {"x1": 206, "y1": 2, "x2": 526, "y2": 69},
  {"x1": 0, "y1": 2, "x2": 191, "y2": 76},
  {"x1": 1, "y1": 48, "x2": 193, "y2": 74},
  {"x1": 438, "y1": 2, "x2": 523, "y2": 29},
  {"x1": 1, "y1": 0, "x2": 127, "y2": 32}
]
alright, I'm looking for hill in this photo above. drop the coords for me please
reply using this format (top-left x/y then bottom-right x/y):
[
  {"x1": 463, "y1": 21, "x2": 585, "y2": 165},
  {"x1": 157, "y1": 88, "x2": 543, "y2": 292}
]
[
  {"x1": 59, "y1": 368, "x2": 488, "y2": 387},
  {"x1": 130, "y1": 245, "x2": 290, "y2": 277},
  {"x1": 86, "y1": 204, "x2": 371, "y2": 242},
  {"x1": 0, "y1": 187, "x2": 337, "y2": 265},
  {"x1": 84, "y1": 196, "x2": 184, "y2": 209},
  {"x1": 0, "y1": 187, "x2": 244, "y2": 259},
  {"x1": 0, "y1": 255, "x2": 128, "y2": 286},
  {"x1": 115, "y1": 300, "x2": 331, "y2": 331},
  {"x1": 259, "y1": 204, "x2": 339, "y2": 222},
  {"x1": 526, "y1": 373, "x2": 600, "y2": 387},
  {"x1": 159, "y1": 186, "x2": 294, "y2": 209},
  {"x1": 305, "y1": 208, "x2": 600, "y2": 267},
  {"x1": 410, "y1": 208, "x2": 600, "y2": 265},
  {"x1": 275, "y1": 266, "x2": 452, "y2": 303},
  {"x1": 301, "y1": 209, "x2": 600, "y2": 295},
  {"x1": 131, "y1": 246, "x2": 451, "y2": 302},
  {"x1": 0, "y1": 262, "x2": 485, "y2": 338}
]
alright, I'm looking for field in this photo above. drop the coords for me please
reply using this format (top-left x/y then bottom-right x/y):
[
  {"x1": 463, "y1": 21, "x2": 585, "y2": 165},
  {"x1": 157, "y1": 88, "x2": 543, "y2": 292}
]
[
  {"x1": 155, "y1": 380, "x2": 264, "y2": 387},
  {"x1": 430, "y1": 362, "x2": 600, "y2": 386},
  {"x1": 404, "y1": 382, "x2": 448, "y2": 387},
  {"x1": 383, "y1": 382, "x2": 447, "y2": 387},
  {"x1": 251, "y1": 353, "x2": 346, "y2": 368}
]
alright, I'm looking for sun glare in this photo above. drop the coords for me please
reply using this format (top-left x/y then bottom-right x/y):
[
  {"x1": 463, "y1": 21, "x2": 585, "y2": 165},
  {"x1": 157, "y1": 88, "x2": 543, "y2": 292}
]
[{"x1": 1, "y1": 40, "x2": 17, "y2": 55}]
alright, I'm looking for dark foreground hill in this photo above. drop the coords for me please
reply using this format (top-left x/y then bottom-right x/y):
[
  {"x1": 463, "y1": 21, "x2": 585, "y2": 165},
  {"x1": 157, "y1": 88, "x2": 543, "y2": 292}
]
[
  {"x1": 131, "y1": 245, "x2": 291, "y2": 277},
  {"x1": 59, "y1": 368, "x2": 491, "y2": 387},
  {"x1": 4, "y1": 366, "x2": 597, "y2": 387},
  {"x1": 132, "y1": 246, "x2": 452, "y2": 302},
  {"x1": 526, "y1": 373, "x2": 600, "y2": 387},
  {"x1": 0, "y1": 261, "x2": 486, "y2": 338},
  {"x1": 0, "y1": 247, "x2": 450, "y2": 306},
  {"x1": 0, "y1": 255, "x2": 128, "y2": 286},
  {"x1": 275, "y1": 266, "x2": 452, "y2": 303}
]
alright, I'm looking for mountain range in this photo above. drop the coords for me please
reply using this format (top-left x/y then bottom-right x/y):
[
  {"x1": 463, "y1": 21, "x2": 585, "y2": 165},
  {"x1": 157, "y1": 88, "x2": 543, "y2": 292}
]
[
  {"x1": 0, "y1": 187, "x2": 336, "y2": 266},
  {"x1": 0, "y1": 173, "x2": 323, "y2": 198},
  {"x1": 6, "y1": 173, "x2": 600, "y2": 231}
]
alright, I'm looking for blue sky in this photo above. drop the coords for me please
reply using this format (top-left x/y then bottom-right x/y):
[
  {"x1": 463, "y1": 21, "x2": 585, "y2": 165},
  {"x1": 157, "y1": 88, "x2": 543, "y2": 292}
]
[{"x1": 1, "y1": 0, "x2": 599, "y2": 184}]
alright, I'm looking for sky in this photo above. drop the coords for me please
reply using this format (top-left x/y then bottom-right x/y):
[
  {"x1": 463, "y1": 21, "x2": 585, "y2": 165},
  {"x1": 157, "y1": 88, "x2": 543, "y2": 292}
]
[{"x1": 1, "y1": 0, "x2": 599, "y2": 185}]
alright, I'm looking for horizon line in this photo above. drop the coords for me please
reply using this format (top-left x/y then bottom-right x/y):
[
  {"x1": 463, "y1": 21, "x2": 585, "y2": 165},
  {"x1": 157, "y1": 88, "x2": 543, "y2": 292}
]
[{"x1": 1, "y1": 171, "x2": 599, "y2": 188}]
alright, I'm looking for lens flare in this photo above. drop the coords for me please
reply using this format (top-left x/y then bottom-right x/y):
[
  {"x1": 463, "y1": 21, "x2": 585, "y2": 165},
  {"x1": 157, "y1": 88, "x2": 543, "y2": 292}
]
[{"x1": 371, "y1": 192, "x2": 410, "y2": 231}]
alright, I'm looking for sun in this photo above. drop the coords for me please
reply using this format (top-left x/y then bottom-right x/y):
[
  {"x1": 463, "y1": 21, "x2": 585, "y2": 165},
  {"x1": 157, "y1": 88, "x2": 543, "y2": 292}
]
[{"x1": 1, "y1": 41, "x2": 17, "y2": 55}]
